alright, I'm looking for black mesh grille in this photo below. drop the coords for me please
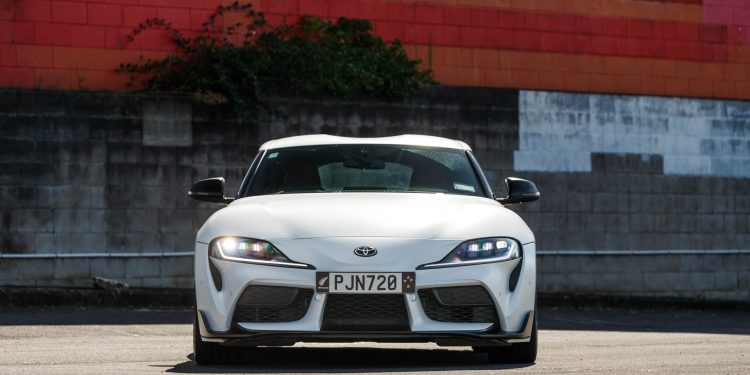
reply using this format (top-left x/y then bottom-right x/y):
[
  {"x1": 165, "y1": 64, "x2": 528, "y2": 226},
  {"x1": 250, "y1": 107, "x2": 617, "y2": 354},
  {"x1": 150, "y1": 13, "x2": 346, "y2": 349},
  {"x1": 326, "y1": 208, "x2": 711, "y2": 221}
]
[
  {"x1": 418, "y1": 286, "x2": 498, "y2": 324},
  {"x1": 322, "y1": 294, "x2": 410, "y2": 331},
  {"x1": 233, "y1": 286, "x2": 313, "y2": 323}
]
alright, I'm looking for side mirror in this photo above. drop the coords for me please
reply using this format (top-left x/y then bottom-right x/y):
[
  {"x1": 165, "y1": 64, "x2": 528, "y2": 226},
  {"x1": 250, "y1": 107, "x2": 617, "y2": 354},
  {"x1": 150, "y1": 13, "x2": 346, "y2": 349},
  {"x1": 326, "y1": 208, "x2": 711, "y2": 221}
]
[
  {"x1": 497, "y1": 177, "x2": 540, "y2": 205},
  {"x1": 188, "y1": 177, "x2": 234, "y2": 204}
]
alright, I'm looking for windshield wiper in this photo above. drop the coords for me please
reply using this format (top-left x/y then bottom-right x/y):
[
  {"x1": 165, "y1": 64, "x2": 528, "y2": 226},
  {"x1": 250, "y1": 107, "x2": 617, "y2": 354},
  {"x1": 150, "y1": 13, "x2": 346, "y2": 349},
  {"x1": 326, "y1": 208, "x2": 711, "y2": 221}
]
[
  {"x1": 275, "y1": 189, "x2": 324, "y2": 194},
  {"x1": 341, "y1": 186, "x2": 393, "y2": 192}
]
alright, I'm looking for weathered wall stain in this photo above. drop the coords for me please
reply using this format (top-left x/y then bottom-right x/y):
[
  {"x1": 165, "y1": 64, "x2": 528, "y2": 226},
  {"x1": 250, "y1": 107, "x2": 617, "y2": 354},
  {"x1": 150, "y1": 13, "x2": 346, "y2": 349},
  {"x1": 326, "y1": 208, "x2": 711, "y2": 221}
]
[{"x1": 515, "y1": 91, "x2": 750, "y2": 177}]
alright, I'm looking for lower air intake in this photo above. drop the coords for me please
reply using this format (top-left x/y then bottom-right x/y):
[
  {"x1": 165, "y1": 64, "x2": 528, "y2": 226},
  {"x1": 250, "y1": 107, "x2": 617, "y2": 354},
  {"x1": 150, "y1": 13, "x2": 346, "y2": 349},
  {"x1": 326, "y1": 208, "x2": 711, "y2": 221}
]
[
  {"x1": 233, "y1": 286, "x2": 313, "y2": 324},
  {"x1": 322, "y1": 294, "x2": 410, "y2": 331},
  {"x1": 418, "y1": 286, "x2": 498, "y2": 324}
]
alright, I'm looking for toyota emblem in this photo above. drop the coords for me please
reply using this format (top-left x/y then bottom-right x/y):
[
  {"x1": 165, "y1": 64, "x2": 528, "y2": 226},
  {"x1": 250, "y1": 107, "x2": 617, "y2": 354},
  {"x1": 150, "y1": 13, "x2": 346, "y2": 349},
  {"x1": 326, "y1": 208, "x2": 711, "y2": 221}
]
[{"x1": 354, "y1": 246, "x2": 377, "y2": 257}]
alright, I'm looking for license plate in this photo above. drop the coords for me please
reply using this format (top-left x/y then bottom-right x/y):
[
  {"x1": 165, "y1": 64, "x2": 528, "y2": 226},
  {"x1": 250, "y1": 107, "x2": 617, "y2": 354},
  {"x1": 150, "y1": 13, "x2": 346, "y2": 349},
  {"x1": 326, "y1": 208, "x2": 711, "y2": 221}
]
[{"x1": 316, "y1": 272, "x2": 415, "y2": 294}]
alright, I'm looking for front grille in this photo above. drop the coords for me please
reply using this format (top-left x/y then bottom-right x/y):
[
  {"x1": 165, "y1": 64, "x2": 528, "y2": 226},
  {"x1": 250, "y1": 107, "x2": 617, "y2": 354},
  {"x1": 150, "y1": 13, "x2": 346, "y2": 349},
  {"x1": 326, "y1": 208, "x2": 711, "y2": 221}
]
[
  {"x1": 322, "y1": 294, "x2": 410, "y2": 331},
  {"x1": 418, "y1": 286, "x2": 498, "y2": 324},
  {"x1": 233, "y1": 286, "x2": 313, "y2": 323}
]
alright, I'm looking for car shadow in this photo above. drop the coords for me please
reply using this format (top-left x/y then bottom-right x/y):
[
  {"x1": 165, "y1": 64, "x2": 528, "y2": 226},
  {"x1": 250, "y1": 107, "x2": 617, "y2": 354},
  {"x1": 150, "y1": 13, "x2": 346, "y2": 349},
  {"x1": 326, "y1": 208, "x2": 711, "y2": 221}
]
[{"x1": 161, "y1": 347, "x2": 532, "y2": 373}]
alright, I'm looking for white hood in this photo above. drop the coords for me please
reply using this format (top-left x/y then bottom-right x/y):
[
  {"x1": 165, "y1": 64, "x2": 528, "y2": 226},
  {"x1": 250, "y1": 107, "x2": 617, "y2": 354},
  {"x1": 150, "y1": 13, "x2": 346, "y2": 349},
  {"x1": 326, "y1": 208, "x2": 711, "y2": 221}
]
[{"x1": 196, "y1": 193, "x2": 534, "y2": 243}]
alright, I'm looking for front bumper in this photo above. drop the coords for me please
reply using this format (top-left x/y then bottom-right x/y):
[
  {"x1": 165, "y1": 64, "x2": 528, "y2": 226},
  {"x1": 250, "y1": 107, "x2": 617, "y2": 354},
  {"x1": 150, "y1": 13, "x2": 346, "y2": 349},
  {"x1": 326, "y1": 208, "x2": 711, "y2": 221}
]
[
  {"x1": 194, "y1": 239, "x2": 536, "y2": 346},
  {"x1": 197, "y1": 309, "x2": 535, "y2": 347}
]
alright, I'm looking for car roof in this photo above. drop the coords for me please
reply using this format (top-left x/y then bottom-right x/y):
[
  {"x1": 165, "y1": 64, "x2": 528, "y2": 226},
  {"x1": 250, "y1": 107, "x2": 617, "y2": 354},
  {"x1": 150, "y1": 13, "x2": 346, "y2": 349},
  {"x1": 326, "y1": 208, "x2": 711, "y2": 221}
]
[{"x1": 259, "y1": 134, "x2": 472, "y2": 151}]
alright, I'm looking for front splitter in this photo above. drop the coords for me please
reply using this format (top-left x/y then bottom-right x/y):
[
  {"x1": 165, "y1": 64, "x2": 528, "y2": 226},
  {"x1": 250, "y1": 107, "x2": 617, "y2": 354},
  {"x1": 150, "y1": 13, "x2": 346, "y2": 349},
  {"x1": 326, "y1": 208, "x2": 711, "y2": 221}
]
[{"x1": 198, "y1": 310, "x2": 534, "y2": 347}]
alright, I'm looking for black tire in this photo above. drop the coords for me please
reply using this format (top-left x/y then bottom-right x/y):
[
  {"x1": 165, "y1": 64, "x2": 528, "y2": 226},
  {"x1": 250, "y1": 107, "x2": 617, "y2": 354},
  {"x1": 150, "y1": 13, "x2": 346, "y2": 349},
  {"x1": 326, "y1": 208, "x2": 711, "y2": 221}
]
[
  {"x1": 478, "y1": 315, "x2": 538, "y2": 364},
  {"x1": 192, "y1": 311, "x2": 244, "y2": 365}
]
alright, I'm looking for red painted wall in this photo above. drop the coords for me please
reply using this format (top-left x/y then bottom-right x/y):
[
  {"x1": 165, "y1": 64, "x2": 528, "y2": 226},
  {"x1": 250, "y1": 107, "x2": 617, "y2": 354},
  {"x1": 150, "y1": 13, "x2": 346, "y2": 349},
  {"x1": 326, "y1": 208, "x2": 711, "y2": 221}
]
[{"x1": 1, "y1": 0, "x2": 749, "y2": 99}]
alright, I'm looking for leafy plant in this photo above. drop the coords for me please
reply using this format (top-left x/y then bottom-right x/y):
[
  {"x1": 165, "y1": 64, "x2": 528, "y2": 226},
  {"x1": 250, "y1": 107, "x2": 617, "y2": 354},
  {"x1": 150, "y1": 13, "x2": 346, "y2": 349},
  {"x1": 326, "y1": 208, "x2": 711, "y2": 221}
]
[{"x1": 119, "y1": 2, "x2": 435, "y2": 119}]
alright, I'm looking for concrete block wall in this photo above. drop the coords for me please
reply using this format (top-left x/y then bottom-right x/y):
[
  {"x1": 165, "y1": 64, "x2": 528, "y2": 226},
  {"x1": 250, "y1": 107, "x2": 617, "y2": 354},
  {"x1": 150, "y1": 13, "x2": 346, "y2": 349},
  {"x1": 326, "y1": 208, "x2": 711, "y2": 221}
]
[
  {"x1": 537, "y1": 253, "x2": 750, "y2": 302},
  {"x1": 515, "y1": 91, "x2": 750, "y2": 177},
  {"x1": 509, "y1": 90, "x2": 750, "y2": 302},
  {"x1": 510, "y1": 91, "x2": 750, "y2": 252},
  {"x1": 2, "y1": 254, "x2": 193, "y2": 288},
  {"x1": 0, "y1": 90, "x2": 258, "y2": 288},
  {"x1": 0, "y1": 87, "x2": 748, "y2": 301}
]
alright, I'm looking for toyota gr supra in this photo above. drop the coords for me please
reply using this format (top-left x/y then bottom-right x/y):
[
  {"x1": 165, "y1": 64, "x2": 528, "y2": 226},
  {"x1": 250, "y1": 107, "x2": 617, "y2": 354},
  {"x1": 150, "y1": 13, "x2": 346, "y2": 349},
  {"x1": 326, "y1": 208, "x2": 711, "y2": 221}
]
[{"x1": 189, "y1": 134, "x2": 541, "y2": 365}]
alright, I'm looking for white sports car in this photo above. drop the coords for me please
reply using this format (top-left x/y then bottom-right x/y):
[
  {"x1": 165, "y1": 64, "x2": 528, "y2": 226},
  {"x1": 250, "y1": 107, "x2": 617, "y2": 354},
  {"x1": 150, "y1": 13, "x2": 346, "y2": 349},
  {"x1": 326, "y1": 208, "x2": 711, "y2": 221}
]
[{"x1": 189, "y1": 134, "x2": 540, "y2": 365}]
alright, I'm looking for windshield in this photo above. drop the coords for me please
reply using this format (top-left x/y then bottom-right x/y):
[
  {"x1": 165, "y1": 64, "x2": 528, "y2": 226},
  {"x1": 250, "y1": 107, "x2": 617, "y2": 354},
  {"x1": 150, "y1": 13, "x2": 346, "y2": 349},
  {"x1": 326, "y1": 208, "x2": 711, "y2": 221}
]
[{"x1": 244, "y1": 144, "x2": 483, "y2": 197}]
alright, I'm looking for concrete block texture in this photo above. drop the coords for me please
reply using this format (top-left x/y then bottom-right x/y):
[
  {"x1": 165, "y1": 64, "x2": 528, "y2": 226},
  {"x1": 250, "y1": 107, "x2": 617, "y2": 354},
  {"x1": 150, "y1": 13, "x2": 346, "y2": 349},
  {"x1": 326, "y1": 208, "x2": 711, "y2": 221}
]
[
  {"x1": 159, "y1": 256, "x2": 193, "y2": 278},
  {"x1": 142, "y1": 98, "x2": 192, "y2": 147},
  {"x1": 16, "y1": 259, "x2": 56, "y2": 282},
  {"x1": 593, "y1": 272, "x2": 643, "y2": 293},
  {"x1": 0, "y1": 256, "x2": 191, "y2": 288},
  {"x1": 124, "y1": 258, "x2": 161, "y2": 279},
  {"x1": 516, "y1": 91, "x2": 750, "y2": 178},
  {"x1": 54, "y1": 258, "x2": 91, "y2": 280},
  {"x1": 90, "y1": 258, "x2": 127, "y2": 279},
  {"x1": 537, "y1": 254, "x2": 750, "y2": 301}
]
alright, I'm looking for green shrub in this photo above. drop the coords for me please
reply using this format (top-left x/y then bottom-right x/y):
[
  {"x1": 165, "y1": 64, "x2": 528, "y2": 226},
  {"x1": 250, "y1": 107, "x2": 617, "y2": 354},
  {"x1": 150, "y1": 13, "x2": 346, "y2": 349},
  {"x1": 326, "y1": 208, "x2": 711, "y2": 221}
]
[{"x1": 119, "y1": 2, "x2": 435, "y2": 119}]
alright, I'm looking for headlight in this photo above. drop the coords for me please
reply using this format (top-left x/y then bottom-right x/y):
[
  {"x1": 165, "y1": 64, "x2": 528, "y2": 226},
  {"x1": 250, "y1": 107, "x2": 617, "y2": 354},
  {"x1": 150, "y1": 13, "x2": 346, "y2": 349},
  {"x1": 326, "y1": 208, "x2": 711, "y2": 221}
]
[
  {"x1": 419, "y1": 238, "x2": 521, "y2": 269},
  {"x1": 209, "y1": 237, "x2": 313, "y2": 269}
]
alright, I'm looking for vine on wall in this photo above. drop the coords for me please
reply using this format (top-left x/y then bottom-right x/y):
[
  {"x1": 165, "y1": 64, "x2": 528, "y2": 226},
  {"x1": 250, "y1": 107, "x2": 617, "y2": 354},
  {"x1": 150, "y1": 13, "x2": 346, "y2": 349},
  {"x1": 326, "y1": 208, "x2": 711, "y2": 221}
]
[{"x1": 119, "y1": 2, "x2": 436, "y2": 119}]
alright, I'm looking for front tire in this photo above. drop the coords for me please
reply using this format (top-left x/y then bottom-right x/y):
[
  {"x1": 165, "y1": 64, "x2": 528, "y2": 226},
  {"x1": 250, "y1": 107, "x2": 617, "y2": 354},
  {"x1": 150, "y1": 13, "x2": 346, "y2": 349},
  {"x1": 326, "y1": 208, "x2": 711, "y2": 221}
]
[
  {"x1": 478, "y1": 315, "x2": 538, "y2": 364},
  {"x1": 192, "y1": 311, "x2": 244, "y2": 365}
]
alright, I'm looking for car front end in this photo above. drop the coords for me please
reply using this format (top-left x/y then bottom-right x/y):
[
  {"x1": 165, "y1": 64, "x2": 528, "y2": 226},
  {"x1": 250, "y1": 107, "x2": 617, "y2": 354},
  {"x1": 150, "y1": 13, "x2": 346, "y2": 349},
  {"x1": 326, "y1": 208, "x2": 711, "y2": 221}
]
[{"x1": 189, "y1": 135, "x2": 540, "y2": 364}]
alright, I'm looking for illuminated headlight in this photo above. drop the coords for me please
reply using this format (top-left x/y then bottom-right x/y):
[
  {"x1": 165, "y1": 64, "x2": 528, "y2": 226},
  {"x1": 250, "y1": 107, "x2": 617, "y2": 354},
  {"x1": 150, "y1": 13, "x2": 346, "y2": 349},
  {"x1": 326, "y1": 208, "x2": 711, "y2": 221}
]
[
  {"x1": 419, "y1": 238, "x2": 521, "y2": 269},
  {"x1": 209, "y1": 237, "x2": 313, "y2": 269}
]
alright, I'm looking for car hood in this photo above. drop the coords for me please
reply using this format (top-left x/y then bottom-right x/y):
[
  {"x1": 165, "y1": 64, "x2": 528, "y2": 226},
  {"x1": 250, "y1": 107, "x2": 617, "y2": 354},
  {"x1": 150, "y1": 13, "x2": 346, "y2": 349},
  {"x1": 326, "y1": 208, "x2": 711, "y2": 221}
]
[{"x1": 196, "y1": 193, "x2": 534, "y2": 243}]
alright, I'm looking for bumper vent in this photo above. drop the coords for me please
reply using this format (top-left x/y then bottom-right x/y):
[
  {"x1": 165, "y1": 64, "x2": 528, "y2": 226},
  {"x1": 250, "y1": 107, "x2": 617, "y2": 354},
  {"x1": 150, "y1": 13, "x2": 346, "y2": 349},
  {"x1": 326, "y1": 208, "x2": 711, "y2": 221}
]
[
  {"x1": 233, "y1": 286, "x2": 313, "y2": 324},
  {"x1": 322, "y1": 294, "x2": 410, "y2": 331},
  {"x1": 418, "y1": 286, "x2": 498, "y2": 324}
]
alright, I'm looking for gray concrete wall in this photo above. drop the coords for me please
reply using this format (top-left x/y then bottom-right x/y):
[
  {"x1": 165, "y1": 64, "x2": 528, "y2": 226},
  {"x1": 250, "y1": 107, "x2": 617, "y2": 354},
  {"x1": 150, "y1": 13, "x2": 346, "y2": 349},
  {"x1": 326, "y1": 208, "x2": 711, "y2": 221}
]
[
  {"x1": 515, "y1": 91, "x2": 750, "y2": 177},
  {"x1": 511, "y1": 91, "x2": 750, "y2": 252},
  {"x1": 537, "y1": 252, "x2": 750, "y2": 302},
  {"x1": 0, "y1": 88, "x2": 748, "y2": 301}
]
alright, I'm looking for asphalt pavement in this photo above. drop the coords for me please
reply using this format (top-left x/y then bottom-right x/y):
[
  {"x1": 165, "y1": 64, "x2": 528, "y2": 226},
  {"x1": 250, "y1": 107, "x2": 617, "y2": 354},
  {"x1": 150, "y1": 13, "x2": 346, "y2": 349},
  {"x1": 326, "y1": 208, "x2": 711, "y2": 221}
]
[{"x1": 0, "y1": 307, "x2": 748, "y2": 374}]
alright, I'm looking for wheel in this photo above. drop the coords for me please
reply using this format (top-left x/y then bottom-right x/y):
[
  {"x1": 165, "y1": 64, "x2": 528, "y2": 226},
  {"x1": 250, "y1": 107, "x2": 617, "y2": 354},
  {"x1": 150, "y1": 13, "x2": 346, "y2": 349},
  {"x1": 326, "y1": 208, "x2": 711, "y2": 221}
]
[
  {"x1": 193, "y1": 311, "x2": 244, "y2": 365},
  {"x1": 477, "y1": 314, "x2": 538, "y2": 364}
]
